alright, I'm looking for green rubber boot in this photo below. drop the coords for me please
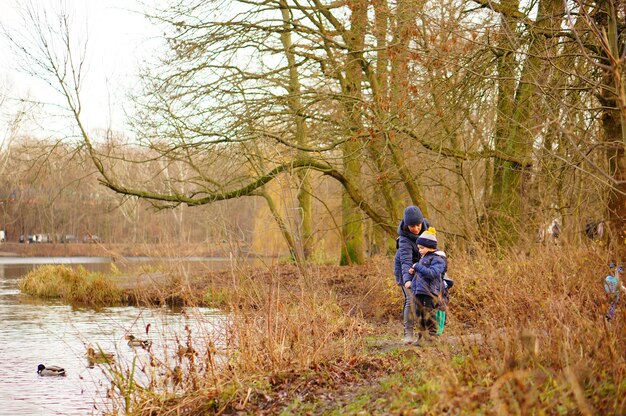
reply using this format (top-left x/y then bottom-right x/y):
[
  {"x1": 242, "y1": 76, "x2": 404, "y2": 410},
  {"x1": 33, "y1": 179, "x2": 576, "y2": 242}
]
[{"x1": 436, "y1": 310, "x2": 446, "y2": 336}]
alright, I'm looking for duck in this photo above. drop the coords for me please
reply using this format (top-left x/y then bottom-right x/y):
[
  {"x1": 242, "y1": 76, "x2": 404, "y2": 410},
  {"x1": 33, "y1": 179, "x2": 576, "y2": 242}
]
[
  {"x1": 170, "y1": 365, "x2": 183, "y2": 385},
  {"x1": 37, "y1": 364, "x2": 66, "y2": 376},
  {"x1": 176, "y1": 345, "x2": 197, "y2": 359},
  {"x1": 125, "y1": 334, "x2": 152, "y2": 349},
  {"x1": 86, "y1": 346, "x2": 115, "y2": 365}
]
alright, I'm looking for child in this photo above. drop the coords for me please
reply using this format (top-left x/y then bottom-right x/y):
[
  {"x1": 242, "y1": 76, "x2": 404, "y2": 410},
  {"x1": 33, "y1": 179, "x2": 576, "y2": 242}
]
[
  {"x1": 409, "y1": 227, "x2": 447, "y2": 344},
  {"x1": 605, "y1": 263, "x2": 626, "y2": 321},
  {"x1": 393, "y1": 205, "x2": 430, "y2": 344}
]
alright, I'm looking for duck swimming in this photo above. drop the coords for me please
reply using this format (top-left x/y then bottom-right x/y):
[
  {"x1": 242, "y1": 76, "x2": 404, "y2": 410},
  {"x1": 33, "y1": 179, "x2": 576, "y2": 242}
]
[
  {"x1": 125, "y1": 334, "x2": 152, "y2": 349},
  {"x1": 176, "y1": 345, "x2": 197, "y2": 359},
  {"x1": 86, "y1": 346, "x2": 115, "y2": 365},
  {"x1": 37, "y1": 364, "x2": 66, "y2": 376}
]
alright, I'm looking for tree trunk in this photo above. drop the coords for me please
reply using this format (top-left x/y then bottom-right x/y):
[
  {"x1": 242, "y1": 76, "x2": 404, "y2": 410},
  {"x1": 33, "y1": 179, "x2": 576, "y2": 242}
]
[
  {"x1": 279, "y1": 0, "x2": 313, "y2": 260},
  {"x1": 340, "y1": 0, "x2": 367, "y2": 265},
  {"x1": 371, "y1": 0, "x2": 401, "y2": 253},
  {"x1": 260, "y1": 190, "x2": 302, "y2": 263},
  {"x1": 388, "y1": 0, "x2": 429, "y2": 214},
  {"x1": 488, "y1": 0, "x2": 519, "y2": 245},
  {"x1": 489, "y1": 0, "x2": 560, "y2": 246},
  {"x1": 596, "y1": 0, "x2": 626, "y2": 250}
]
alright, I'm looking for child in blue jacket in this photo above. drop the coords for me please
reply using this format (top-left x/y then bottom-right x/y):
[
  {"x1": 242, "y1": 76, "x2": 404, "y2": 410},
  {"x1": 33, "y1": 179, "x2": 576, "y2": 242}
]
[
  {"x1": 393, "y1": 205, "x2": 430, "y2": 344},
  {"x1": 409, "y1": 227, "x2": 447, "y2": 343}
]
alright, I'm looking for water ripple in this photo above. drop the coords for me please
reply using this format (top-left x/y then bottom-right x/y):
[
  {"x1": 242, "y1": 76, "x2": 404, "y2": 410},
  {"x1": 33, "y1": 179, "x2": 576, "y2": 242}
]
[{"x1": 0, "y1": 260, "x2": 226, "y2": 415}]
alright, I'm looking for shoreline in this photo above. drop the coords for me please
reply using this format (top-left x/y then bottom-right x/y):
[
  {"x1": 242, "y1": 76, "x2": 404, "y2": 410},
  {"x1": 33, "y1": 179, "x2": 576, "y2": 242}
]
[{"x1": 0, "y1": 242, "x2": 235, "y2": 258}]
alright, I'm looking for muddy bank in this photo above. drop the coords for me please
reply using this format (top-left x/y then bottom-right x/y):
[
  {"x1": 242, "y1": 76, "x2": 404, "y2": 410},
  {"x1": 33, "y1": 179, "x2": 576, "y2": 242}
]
[{"x1": 112, "y1": 270, "x2": 212, "y2": 307}]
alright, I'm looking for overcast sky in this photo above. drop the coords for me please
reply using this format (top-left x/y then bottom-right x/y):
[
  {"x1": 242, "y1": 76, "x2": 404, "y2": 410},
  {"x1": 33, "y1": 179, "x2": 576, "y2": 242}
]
[{"x1": 0, "y1": 0, "x2": 162, "y2": 141}]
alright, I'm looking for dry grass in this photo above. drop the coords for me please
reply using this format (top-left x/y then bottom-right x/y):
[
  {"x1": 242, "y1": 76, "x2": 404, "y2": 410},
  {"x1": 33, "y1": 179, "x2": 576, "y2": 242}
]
[
  {"x1": 96, "y1": 261, "x2": 368, "y2": 415},
  {"x1": 18, "y1": 265, "x2": 122, "y2": 306},
  {"x1": 91, "y1": 242, "x2": 626, "y2": 414},
  {"x1": 357, "y1": 243, "x2": 626, "y2": 415}
]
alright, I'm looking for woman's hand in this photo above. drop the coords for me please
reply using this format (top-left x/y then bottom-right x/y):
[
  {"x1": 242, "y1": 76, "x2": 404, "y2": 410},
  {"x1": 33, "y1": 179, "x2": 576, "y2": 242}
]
[{"x1": 404, "y1": 281, "x2": 411, "y2": 289}]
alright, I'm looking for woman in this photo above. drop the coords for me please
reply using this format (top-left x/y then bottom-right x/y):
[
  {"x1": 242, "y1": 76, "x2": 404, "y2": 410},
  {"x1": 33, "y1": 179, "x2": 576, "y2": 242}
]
[{"x1": 393, "y1": 205, "x2": 430, "y2": 344}]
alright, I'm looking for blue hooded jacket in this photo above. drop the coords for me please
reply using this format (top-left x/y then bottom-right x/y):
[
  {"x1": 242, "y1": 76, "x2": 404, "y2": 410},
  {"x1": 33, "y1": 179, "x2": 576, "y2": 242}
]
[
  {"x1": 393, "y1": 207, "x2": 430, "y2": 285},
  {"x1": 411, "y1": 250, "x2": 447, "y2": 298}
]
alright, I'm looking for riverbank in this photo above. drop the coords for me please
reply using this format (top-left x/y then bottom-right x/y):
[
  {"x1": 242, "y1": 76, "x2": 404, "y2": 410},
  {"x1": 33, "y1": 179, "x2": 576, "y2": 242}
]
[
  {"x1": 2, "y1": 242, "x2": 242, "y2": 307},
  {"x1": 12, "y1": 244, "x2": 626, "y2": 414},
  {"x1": 16, "y1": 261, "x2": 221, "y2": 307}
]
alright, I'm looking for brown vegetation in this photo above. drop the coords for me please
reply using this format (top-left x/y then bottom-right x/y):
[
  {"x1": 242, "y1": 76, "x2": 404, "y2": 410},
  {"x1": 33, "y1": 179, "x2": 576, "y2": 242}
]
[
  {"x1": 81, "y1": 242, "x2": 626, "y2": 415},
  {"x1": 18, "y1": 265, "x2": 122, "y2": 306}
]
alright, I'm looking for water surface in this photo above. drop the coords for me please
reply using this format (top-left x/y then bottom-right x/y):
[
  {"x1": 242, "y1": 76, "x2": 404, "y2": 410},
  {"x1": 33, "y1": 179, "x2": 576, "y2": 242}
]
[{"x1": 0, "y1": 257, "x2": 227, "y2": 415}]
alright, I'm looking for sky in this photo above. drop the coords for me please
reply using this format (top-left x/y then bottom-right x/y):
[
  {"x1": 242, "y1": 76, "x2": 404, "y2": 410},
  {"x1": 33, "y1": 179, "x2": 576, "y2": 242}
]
[{"x1": 0, "y1": 0, "x2": 162, "y2": 141}]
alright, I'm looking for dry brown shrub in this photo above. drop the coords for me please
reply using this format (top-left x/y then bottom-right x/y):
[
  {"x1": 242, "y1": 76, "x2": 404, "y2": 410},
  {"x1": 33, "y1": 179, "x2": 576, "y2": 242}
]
[
  {"x1": 224, "y1": 265, "x2": 367, "y2": 374},
  {"x1": 433, "y1": 243, "x2": 626, "y2": 414},
  {"x1": 101, "y1": 260, "x2": 369, "y2": 415},
  {"x1": 103, "y1": 243, "x2": 626, "y2": 414}
]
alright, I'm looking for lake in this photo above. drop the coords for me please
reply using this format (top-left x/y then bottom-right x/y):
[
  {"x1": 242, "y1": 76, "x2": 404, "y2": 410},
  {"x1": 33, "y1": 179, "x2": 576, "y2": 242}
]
[{"x1": 0, "y1": 257, "x2": 229, "y2": 415}]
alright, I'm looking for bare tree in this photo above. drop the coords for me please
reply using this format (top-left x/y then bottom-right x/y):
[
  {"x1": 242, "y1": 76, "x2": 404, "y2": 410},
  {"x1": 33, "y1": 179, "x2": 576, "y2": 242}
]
[{"x1": 8, "y1": 0, "x2": 626, "y2": 256}]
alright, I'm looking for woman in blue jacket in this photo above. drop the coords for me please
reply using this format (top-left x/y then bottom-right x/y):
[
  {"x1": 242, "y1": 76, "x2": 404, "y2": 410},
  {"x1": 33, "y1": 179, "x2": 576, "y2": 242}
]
[{"x1": 393, "y1": 205, "x2": 430, "y2": 344}]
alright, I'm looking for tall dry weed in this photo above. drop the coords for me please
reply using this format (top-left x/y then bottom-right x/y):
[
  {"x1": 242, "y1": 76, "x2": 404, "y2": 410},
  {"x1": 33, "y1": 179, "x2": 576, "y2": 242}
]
[
  {"x1": 228, "y1": 266, "x2": 365, "y2": 374},
  {"x1": 431, "y1": 243, "x2": 626, "y2": 414},
  {"x1": 332, "y1": 243, "x2": 626, "y2": 414},
  {"x1": 100, "y1": 259, "x2": 368, "y2": 415},
  {"x1": 99, "y1": 243, "x2": 626, "y2": 414}
]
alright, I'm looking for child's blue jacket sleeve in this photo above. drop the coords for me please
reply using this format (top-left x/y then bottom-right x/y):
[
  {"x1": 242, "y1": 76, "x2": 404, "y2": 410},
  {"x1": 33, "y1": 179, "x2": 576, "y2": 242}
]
[{"x1": 415, "y1": 256, "x2": 446, "y2": 282}]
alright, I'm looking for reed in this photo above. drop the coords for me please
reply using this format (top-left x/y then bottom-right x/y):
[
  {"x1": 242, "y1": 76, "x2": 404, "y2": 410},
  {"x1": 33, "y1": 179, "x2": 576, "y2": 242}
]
[
  {"x1": 98, "y1": 243, "x2": 626, "y2": 414},
  {"x1": 92, "y1": 259, "x2": 367, "y2": 415},
  {"x1": 18, "y1": 265, "x2": 121, "y2": 306},
  {"x1": 355, "y1": 243, "x2": 626, "y2": 415}
]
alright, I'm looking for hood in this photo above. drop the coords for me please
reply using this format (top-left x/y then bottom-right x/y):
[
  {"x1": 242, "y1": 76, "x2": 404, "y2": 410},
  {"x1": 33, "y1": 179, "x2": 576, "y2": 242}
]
[{"x1": 397, "y1": 220, "x2": 418, "y2": 242}]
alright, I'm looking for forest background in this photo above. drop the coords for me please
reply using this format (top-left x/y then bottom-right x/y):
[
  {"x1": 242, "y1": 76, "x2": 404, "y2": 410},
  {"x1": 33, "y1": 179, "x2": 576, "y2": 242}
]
[{"x1": 1, "y1": 0, "x2": 624, "y2": 262}]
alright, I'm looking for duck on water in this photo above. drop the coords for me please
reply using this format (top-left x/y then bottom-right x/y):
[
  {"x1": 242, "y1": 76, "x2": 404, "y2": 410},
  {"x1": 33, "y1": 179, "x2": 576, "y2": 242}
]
[
  {"x1": 37, "y1": 364, "x2": 66, "y2": 376},
  {"x1": 125, "y1": 334, "x2": 152, "y2": 349},
  {"x1": 86, "y1": 346, "x2": 115, "y2": 367}
]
